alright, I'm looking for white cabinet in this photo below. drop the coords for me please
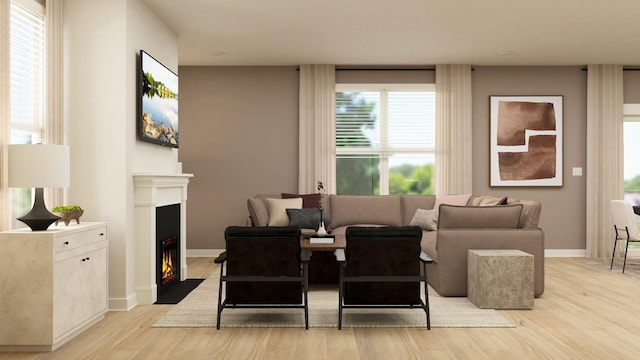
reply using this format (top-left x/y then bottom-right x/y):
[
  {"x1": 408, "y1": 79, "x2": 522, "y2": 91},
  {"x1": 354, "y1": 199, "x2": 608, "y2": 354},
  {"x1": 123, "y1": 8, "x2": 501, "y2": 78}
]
[{"x1": 0, "y1": 222, "x2": 108, "y2": 352}]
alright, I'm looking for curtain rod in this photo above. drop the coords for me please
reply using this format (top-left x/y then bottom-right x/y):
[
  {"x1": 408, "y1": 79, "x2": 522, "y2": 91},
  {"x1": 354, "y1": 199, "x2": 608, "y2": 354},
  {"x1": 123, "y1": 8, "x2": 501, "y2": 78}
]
[
  {"x1": 581, "y1": 67, "x2": 640, "y2": 71},
  {"x1": 295, "y1": 67, "x2": 435, "y2": 72},
  {"x1": 336, "y1": 68, "x2": 435, "y2": 71}
]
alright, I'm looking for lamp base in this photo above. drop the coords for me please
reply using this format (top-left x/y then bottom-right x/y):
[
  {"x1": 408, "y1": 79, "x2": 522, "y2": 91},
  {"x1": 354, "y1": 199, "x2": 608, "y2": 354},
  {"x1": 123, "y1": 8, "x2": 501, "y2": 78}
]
[{"x1": 17, "y1": 188, "x2": 61, "y2": 231}]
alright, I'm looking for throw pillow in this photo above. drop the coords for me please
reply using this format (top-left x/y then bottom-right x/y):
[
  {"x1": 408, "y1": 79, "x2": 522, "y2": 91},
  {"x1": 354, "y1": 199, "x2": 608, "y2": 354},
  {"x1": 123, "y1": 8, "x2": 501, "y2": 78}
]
[
  {"x1": 266, "y1": 198, "x2": 303, "y2": 226},
  {"x1": 409, "y1": 208, "x2": 439, "y2": 231},
  {"x1": 433, "y1": 193, "x2": 472, "y2": 210},
  {"x1": 286, "y1": 208, "x2": 332, "y2": 230},
  {"x1": 506, "y1": 197, "x2": 541, "y2": 229},
  {"x1": 281, "y1": 193, "x2": 322, "y2": 208},
  {"x1": 471, "y1": 195, "x2": 508, "y2": 206}
]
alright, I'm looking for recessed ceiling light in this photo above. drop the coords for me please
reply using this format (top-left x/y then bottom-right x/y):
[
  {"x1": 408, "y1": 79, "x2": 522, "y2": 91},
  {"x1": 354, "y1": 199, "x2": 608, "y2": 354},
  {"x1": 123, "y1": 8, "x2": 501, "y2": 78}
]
[
  {"x1": 208, "y1": 50, "x2": 226, "y2": 56},
  {"x1": 498, "y1": 51, "x2": 514, "y2": 56}
]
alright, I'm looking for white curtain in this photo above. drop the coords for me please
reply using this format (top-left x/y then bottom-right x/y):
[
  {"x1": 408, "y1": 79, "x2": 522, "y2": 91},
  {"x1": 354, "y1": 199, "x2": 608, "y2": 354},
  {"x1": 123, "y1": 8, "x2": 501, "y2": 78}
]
[
  {"x1": 586, "y1": 64, "x2": 624, "y2": 259},
  {"x1": 45, "y1": 0, "x2": 65, "y2": 207},
  {"x1": 435, "y1": 64, "x2": 473, "y2": 195},
  {"x1": 298, "y1": 65, "x2": 336, "y2": 194},
  {"x1": 0, "y1": 0, "x2": 10, "y2": 231},
  {"x1": 0, "y1": 1, "x2": 64, "y2": 231}
]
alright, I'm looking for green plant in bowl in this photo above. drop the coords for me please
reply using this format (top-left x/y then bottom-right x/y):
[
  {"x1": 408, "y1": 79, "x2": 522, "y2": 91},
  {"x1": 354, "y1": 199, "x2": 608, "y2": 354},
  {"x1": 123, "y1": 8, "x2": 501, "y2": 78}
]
[
  {"x1": 52, "y1": 205, "x2": 84, "y2": 226},
  {"x1": 52, "y1": 205, "x2": 82, "y2": 213}
]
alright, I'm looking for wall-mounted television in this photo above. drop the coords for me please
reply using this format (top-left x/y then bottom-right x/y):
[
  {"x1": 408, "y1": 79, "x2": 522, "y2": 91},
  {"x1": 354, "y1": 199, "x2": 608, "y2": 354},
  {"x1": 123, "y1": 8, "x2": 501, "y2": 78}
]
[{"x1": 138, "y1": 50, "x2": 179, "y2": 148}]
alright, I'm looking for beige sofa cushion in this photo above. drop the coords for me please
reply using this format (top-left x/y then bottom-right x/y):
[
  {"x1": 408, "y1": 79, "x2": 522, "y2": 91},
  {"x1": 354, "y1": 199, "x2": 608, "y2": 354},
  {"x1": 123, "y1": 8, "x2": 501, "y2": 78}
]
[
  {"x1": 471, "y1": 195, "x2": 508, "y2": 206},
  {"x1": 438, "y1": 204, "x2": 523, "y2": 229},
  {"x1": 329, "y1": 195, "x2": 403, "y2": 228},
  {"x1": 506, "y1": 197, "x2": 542, "y2": 229},
  {"x1": 434, "y1": 193, "x2": 472, "y2": 208},
  {"x1": 247, "y1": 197, "x2": 269, "y2": 226}
]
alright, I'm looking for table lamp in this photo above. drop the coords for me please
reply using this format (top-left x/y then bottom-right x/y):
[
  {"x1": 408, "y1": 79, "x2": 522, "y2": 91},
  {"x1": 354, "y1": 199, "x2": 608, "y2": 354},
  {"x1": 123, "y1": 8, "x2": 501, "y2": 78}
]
[{"x1": 8, "y1": 144, "x2": 70, "y2": 231}]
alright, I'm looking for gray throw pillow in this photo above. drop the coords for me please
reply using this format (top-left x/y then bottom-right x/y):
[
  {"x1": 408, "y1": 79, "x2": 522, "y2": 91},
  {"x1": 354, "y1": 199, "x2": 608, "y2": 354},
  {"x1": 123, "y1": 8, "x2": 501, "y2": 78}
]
[
  {"x1": 286, "y1": 208, "x2": 331, "y2": 230},
  {"x1": 409, "y1": 208, "x2": 439, "y2": 231}
]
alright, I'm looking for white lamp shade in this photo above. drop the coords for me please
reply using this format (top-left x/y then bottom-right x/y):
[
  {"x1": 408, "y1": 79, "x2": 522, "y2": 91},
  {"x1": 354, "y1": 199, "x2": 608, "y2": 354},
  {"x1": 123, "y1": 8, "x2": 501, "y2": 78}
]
[{"x1": 8, "y1": 144, "x2": 70, "y2": 188}]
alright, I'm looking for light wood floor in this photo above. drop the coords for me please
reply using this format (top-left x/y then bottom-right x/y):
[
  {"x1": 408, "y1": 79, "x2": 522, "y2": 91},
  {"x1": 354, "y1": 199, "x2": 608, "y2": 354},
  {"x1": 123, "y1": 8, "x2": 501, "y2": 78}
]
[{"x1": 2, "y1": 257, "x2": 639, "y2": 360}]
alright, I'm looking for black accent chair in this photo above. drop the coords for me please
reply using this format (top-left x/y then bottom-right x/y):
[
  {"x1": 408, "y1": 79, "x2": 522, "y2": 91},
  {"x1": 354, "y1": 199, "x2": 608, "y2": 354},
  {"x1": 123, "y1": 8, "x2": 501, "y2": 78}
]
[
  {"x1": 335, "y1": 226, "x2": 432, "y2": 330},
  {"x1": 214, "y1": 226, "x2": 309, "y2": 329}
]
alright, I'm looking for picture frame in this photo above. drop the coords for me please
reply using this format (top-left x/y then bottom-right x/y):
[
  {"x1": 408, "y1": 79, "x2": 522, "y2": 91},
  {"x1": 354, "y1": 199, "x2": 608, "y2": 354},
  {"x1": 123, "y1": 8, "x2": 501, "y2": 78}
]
[{"x1": 489, "y1": 95, "x2": 563, "y2": 187}]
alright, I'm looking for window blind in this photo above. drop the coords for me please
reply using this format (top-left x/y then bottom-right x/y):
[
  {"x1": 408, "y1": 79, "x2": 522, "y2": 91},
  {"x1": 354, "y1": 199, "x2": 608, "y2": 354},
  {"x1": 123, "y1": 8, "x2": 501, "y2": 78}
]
[{"x1": 10, "y1": 0, "x2": 45, "y2": 141}]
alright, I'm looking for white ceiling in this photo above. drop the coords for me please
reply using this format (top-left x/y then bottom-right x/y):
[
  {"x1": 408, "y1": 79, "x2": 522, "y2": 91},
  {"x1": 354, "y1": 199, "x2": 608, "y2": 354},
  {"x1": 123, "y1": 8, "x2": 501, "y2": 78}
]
[{"x1": 143, "y1": 0, "x2": 640, "y2": 67}]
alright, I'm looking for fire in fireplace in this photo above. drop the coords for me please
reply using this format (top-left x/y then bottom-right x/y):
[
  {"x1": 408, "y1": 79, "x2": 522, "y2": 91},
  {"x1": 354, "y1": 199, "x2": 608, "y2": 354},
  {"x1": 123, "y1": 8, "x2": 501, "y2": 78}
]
[
  {"x1": 161, "y1": 236, "x2": 178, "y2": 286},
  {"x1": 156, "y1": 203, "x2": 181, "y2": 296}
]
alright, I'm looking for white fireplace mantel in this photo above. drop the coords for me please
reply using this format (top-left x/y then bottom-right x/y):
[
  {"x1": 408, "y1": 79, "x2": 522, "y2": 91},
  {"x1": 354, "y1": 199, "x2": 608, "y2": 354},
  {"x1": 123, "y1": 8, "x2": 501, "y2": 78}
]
[{"x1": 133, "y1": 173, "x2": 193, "y2": 304}]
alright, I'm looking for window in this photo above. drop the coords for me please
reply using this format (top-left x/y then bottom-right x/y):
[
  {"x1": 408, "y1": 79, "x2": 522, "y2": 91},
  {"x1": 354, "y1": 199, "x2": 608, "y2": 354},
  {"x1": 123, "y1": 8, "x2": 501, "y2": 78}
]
[
  {"x1": 335, "y1": 84, "x2": 435, "y2": 195},
  {"x1": 624, "y1": 104, "x2": 640, "y2": 252},
  {"x1": 9, "y1": 0, "x2": 46, "y2": 228},
  {"x1": 624, "y1": 105, "x2": 640, "y2": 204}
]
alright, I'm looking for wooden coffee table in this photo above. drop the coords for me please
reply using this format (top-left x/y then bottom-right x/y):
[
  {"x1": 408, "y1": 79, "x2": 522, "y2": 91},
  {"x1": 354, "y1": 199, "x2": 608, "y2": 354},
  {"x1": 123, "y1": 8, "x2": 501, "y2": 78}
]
[
  {"x1": 301, "y1": 234, "x2": 345, "y2": 284},
  {"x1": 300, "y1": 234, "x2": 346, "y2": 251}
]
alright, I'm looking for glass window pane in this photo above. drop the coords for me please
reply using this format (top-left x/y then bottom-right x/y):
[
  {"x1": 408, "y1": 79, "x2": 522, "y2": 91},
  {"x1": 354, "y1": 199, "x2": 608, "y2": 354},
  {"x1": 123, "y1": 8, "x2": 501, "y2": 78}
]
[
  {"x1": 388, "y1": 91, "x2": 435, "y2": 148},
  {"x1": 388, "y1": 154, "x2": 435, "y2": 195},
  {"x1": 336, "y1": 92, "x2": 380, "y2": 148},
  {"x1": 624, "y1": 122, "x2": 640, "y2": 206},
  {"x1": 336, "y1": 155, "x2": 380, "y2": 195}
]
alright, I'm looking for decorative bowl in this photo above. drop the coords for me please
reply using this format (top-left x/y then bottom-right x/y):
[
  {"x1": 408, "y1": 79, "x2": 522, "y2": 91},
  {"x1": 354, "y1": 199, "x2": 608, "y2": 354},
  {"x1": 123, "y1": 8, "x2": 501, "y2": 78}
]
[{"x1": 53, "y1": 210, "x2": 84, "y2": 226}]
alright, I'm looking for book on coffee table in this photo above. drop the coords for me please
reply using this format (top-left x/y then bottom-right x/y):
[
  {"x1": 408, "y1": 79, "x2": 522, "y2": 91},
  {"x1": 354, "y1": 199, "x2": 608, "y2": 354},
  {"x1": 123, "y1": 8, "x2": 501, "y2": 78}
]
[{"x1": 310, "y1": 235, "x2": 335, "y2": 244}]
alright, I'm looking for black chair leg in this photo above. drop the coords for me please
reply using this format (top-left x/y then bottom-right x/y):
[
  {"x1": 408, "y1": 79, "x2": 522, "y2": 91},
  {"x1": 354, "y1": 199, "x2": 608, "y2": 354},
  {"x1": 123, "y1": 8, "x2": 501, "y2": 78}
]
[
  {"x1": 623, "y1": 241, "x2": 630, "y2": 274},
  {"x1": 216, "y1": 264, "x2": 225, "y2": 330},
  {"x1": 338, "y1": 264, "x2": 344, "y2": 330},
  {"x1": 611, "y1": 226, "x2": 619, "y2": 270},
  {"x1": 423, "y1": 263, "x2": 430, "y2": 330},
  {"x1": 303, "y1": 263, "x2": 309, "y2": 330}
]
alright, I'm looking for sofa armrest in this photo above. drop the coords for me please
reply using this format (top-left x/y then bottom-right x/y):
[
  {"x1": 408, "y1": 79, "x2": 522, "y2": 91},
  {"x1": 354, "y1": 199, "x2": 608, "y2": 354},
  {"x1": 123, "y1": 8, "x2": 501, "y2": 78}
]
[{"x1": 435, "y1": 228, "x2": 545, "y2": 297}]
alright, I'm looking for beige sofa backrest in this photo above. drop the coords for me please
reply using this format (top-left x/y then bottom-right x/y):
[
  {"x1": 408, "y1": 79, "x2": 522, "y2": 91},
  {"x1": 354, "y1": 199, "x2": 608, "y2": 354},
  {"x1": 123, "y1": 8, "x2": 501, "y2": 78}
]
[
  {"x1": 248, "y1": 193, "x2": 541, "y2": 230},
  {"x1": 329, "y1": 195, "x2": 403, "y2": 228}
]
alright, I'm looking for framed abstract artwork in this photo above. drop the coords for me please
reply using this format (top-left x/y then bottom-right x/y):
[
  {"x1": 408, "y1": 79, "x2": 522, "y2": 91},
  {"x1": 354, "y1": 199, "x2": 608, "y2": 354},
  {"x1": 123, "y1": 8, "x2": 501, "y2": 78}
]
[{"x1": 489, "y1": 96, "x2": 563, "y2": 187}]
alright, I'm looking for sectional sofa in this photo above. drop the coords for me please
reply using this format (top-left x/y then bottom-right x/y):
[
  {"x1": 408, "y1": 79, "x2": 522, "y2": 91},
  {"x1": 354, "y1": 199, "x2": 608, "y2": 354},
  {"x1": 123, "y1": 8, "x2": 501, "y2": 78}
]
[{"x1": 247, "y1": 193, "x2": 544, "y2": 297}]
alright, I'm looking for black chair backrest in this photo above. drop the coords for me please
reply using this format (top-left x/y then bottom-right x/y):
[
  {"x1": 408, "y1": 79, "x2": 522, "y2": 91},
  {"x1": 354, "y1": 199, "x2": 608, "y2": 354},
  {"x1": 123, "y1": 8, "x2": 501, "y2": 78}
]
[
  {"x1": 223, "y1": 226, "x2": 302, "y2": 304},
  {"x1": 224, "y1": 226, "x2": 302, "y2": 277},
  {"x1": 345, "y1": 226, "x2": 422, "y2": 277},
  {"x1": 343, "y1": 226, "x2": 423, "y2": 305}
]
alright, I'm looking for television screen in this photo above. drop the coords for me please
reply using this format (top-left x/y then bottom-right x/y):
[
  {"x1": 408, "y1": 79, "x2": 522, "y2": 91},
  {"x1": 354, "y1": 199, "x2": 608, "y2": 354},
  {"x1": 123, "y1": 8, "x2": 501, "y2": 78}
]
[{"x1": 139, "y1": 50, "x2": 179, "y2": 148}]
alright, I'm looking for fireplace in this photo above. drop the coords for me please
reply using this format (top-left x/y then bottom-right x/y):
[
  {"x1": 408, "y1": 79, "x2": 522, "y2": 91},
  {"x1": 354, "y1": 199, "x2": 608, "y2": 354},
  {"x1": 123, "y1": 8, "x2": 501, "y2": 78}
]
[
  {"x1": 156, "y1": 204, "x2": 181, "y2": 296},
  {"x1": 134, "y1": 173, "x2": 192, "y2": 305}
]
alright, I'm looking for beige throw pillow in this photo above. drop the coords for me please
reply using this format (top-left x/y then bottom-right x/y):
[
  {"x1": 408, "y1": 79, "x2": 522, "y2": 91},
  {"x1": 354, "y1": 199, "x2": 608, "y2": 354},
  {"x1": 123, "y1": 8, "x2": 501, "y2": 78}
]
[
  {"x1": 434, "y1": 193, "x2": 472, "y2": 210},
  {"x1": 265, "y1": 198, "x2": 303, "y2": 226},
  {"x1": 409, "y1": 209, "x2": 439, "y2": 231},
  {"x1": 472, "y1": 195, "x2": 508, "y2": 206}
]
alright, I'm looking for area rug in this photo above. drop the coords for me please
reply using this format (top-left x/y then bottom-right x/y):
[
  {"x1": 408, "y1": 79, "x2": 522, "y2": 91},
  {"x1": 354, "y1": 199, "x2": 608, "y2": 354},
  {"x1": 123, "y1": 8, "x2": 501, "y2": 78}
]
[
  {"x1": 579, "y1": 257, "x2": 640, "y2": 280},
  {"x1": 152, "y1": 271, "x2": 516, "y2": 328}
]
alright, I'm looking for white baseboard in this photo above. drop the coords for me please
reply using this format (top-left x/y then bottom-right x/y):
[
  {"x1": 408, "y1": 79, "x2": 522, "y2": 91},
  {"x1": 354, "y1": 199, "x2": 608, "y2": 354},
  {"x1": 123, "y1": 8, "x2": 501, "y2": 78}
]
[
  {"x1": 187, "y1": 249, "x2": 225, "y2": 257},
  {"x1": 108, "y1": 293, "x2": 137, "y2": 311},
  {"x1": 545, "y1": 249, "x2": 586, "y2": 257}
]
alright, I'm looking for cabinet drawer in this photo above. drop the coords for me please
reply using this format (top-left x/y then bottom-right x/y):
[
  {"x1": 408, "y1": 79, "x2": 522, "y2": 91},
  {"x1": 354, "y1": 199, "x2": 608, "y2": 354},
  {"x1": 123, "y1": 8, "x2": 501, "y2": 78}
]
[{"x1": 54, "y1": 227, "x2": 107, "y2": 254}]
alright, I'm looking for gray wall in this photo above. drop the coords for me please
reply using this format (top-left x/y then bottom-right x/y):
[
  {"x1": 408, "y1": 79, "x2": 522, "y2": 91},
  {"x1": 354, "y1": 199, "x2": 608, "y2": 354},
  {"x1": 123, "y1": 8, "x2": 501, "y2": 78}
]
[
  {"x1": 179, "y1": 67, "x2": 299, "y2": 250},
  {"x1": 180, "y1": 65, "x2": 640, "y2": 250},
  {"x1": 471, "y1": 67, "x2": 587, "y2": 250}
]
